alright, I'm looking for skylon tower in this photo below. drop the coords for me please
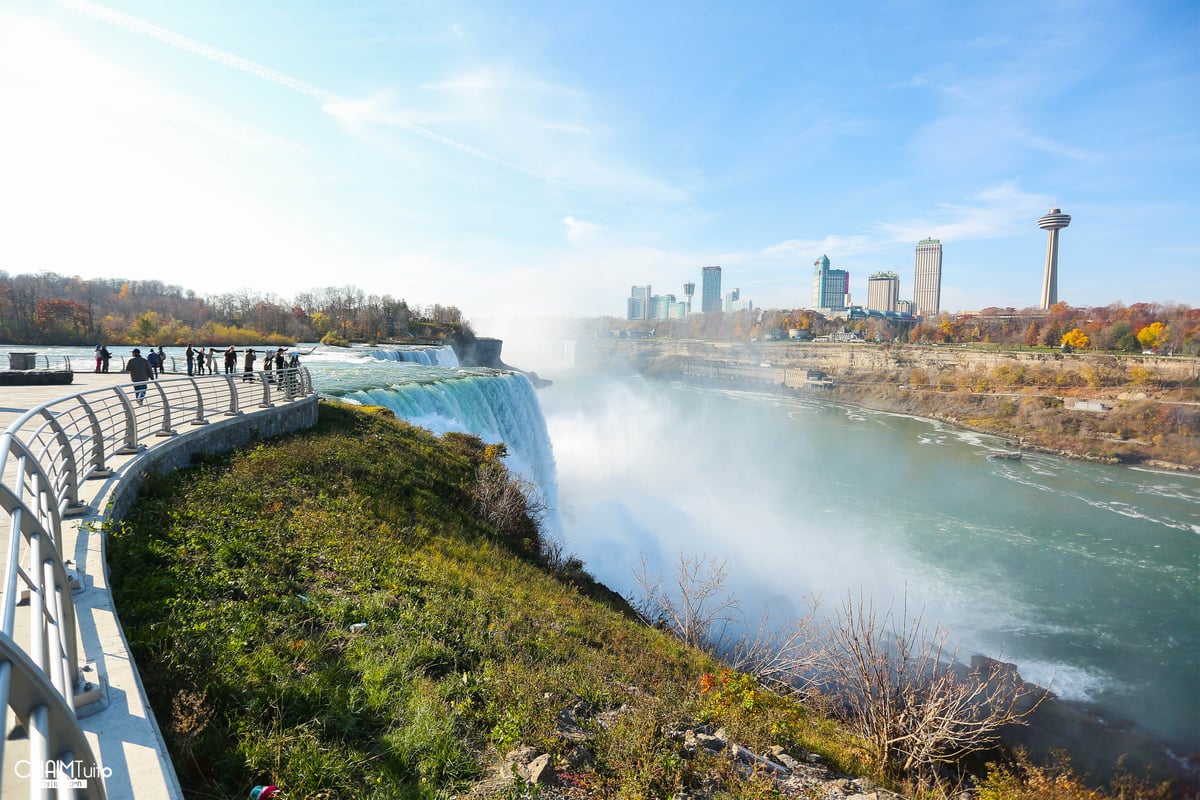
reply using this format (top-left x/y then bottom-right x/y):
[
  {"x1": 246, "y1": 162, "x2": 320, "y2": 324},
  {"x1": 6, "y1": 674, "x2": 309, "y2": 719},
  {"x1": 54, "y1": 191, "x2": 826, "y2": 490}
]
[{"x1": 1038, "y1": 206, "x2": 1071, "y2": 309}]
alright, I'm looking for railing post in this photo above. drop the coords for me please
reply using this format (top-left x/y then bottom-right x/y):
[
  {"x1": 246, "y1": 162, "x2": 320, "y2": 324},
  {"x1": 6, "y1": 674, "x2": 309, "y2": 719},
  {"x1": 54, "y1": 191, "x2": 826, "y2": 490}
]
[
  {"x1": 151, "y1": 382, "x2": 176, "y2": 437},
  {"x1": 190, "y1": 377, "x2": 207, "y2": 425},
  {"x1": 113, "y1": 388, "x2": 141, "y2": 455},
  {"x1": 32, "y1": 408, "x2": 87, "y2": 515},
  {"x1": 77, "y1": 396, "x2": 112, "y2": 480},
  {"x1": 224, "y1": 374, "x2": 240, "y2": 416},
  {"x1": 257, "y1": 372, "x2": 273, "y2": 408}
]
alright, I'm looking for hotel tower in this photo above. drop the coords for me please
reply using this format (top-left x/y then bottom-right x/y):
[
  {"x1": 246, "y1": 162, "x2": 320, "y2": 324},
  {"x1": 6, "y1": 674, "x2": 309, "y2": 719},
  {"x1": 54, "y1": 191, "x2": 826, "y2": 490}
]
[{"x1": 913, "y1": 238, "x2": 942, "y2": 317}]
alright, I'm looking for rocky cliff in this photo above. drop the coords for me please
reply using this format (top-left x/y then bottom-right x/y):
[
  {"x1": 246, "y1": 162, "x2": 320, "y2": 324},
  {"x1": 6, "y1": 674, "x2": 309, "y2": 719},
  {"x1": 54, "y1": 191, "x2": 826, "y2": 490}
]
[{"x1": 579, "y1": 338, "x2": 1200, "y2": 470}]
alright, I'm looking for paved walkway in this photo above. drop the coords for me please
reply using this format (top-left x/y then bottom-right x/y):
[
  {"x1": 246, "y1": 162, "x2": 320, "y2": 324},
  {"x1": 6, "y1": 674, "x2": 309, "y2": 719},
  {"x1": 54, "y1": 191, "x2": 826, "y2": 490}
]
[
  {"x1": 1, "y1": 369, "x2": 317, "y2": 799},
  {"x1": 2, "y1": 370, "x2": 185, "y2": 800},
  {"x1": 0, "y1": 370, "x2": 131, "y2": 430}
]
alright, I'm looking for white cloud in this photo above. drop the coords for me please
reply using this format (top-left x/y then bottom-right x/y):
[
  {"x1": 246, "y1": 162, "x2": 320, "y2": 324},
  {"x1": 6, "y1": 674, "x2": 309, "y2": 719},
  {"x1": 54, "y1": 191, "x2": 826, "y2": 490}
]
[
  {"x1": 875, "y1": 181, "x2": 1048, "y2": 243},
  {"x1": 761, "y1": 235, "x2": 877, "y2": 260},
  {"x1": 563, "y1": 216, "x2": 600, "y2": 245}
]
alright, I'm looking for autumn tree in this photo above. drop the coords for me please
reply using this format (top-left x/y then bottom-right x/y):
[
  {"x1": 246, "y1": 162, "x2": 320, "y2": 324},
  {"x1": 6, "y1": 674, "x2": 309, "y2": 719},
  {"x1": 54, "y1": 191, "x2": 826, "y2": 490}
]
[
  {"x1": 1023, "y1": 321, "x2": 1040, "y2": 347},
  {"x1": 1060, "y1": 328, "x2": 1089, "y2": 350},
  {"x1": 1136, "y1": 322, "x2": 1169, "y2": 352}
]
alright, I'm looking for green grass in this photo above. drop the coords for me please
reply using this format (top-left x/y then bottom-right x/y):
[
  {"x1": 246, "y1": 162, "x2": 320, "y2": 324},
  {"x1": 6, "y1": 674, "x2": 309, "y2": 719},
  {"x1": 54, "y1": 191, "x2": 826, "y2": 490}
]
[{"x1": 110, "y1": 402, "x2": 867, "y2": 799}]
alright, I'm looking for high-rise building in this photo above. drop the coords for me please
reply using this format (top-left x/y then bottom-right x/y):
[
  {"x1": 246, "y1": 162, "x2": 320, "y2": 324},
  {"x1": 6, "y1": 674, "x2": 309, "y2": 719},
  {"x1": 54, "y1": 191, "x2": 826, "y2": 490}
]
[
  {"x1": 867, "y1": 271, "x2": 901, "y2": 312},
  {"x1": 683, "y1": 282, "x2": 695, "y2": 314},
  {"x1": 627, "y1": 285, "x2": 651, "y2": 320},
  {"x1": 701, "y1": 267, "x2": 722, "y2": 313},
  {"x1": 1038, "y1": 207, "x2": 1071, "y2": 309},
  {"x1": 812, "y1": 255, "x2": 849, "y2": 312},
  {"x1": 913, "y1": 239, "x2": 942, "y2": 317}
]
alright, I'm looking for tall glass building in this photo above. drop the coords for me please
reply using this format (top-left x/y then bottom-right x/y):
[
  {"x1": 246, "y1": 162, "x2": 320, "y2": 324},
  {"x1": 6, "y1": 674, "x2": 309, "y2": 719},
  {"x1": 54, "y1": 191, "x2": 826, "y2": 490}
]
[
  {"x1": 913, "y1": 239, "x2": 942, "y2": 317},
  {"x1": 812, "y1": 255, "x2": 849, "y2": 311},
  {"x1": 627, "y1": 285, "x2": 651, "y2": 320},
  {"x1": 701, "y1": 266, "x2": 722, "y2": 313}
]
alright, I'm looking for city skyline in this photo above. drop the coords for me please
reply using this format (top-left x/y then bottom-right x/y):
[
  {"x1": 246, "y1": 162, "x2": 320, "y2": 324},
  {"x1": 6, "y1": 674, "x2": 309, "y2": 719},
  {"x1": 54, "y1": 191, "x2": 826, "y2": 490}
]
[{"x1": 1, "y1": 1, "x2": 1196, "y2": 327}]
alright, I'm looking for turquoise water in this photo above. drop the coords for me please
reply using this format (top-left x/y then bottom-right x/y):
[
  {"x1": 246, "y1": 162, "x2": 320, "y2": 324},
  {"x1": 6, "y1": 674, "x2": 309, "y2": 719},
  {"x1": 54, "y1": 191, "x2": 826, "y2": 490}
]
[{"x1": 539, "y1": 374, "x2": 1200, "y2": 754}]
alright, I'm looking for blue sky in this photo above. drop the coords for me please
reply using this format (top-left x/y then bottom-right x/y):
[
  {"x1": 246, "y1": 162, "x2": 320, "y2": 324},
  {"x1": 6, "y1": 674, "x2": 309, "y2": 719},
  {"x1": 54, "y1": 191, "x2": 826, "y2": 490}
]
[{"x1": 1, "y1": 0, "x2": 1197, "y2": 323}]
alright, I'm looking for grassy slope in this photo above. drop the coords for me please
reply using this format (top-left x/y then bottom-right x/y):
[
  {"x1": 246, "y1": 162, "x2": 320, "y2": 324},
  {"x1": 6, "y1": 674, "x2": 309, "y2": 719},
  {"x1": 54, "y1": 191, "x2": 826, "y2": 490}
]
[{"x1": 109, "y1": 403, "x2": 863, "y2": 799}]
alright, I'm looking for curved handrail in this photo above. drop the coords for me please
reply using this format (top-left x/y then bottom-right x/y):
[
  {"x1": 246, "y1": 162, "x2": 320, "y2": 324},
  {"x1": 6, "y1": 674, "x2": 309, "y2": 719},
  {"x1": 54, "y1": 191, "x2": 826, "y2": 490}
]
[{"x1": 0, "y1": 367, "x2": 314, "y2": 798}]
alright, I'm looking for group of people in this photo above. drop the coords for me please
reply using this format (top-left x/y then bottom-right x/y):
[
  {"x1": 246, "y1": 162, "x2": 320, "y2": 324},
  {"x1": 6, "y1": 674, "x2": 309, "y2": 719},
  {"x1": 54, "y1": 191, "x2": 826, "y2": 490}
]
[
  {"x1": 93, "y1": 344, "x2": 112, "y2": 373},
  {"x1": 120, "y1": 345, "x2": 301, "y2": 405}
]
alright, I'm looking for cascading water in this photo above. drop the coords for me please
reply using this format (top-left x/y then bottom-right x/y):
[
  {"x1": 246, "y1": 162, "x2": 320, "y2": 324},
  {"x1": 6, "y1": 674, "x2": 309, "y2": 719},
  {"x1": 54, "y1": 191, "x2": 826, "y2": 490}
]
[
  {"x1": 344, "y1": 372, "x2": 556, "y2": 495},
  {"x1": 307, "y1": 345, "x2": 558, "y2": 521},
  {"x1": 358, "y1": 346, "x2": 461, "y2": 367}
]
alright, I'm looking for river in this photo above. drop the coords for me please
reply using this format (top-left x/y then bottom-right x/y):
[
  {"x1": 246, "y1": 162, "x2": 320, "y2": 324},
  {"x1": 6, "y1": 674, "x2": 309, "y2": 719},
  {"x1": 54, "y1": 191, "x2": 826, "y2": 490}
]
[{"x1": 537, "y1": 371, "x2": 1200, "y2": 758}]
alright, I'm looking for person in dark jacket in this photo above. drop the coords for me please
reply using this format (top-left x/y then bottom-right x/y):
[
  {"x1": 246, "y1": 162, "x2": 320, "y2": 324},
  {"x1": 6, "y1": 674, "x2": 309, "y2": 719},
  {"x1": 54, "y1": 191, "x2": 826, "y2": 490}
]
[
  {"x1": 242, "y1": 348, "x2": 257, "y2": 382},
  {"x1": 127, "y1": 348, "x2": 153, "y2": 405}
]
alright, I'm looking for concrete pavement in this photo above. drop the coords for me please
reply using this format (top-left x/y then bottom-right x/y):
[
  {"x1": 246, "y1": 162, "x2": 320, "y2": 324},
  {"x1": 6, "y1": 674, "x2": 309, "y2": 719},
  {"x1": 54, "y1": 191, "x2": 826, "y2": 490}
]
[{"x1": 1, "y1": 369, "x2": 318, "y2": 799}]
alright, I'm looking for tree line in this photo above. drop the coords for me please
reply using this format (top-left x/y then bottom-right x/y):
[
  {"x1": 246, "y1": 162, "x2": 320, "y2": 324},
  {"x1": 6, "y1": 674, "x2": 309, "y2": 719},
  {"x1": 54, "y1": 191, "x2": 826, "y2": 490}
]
[
  {"x1": 594, "y1": 300, "x2": 1200, "y2": 355},
  {"x1": 0, "y1": 271, "x2": 470, "y2": 346}
]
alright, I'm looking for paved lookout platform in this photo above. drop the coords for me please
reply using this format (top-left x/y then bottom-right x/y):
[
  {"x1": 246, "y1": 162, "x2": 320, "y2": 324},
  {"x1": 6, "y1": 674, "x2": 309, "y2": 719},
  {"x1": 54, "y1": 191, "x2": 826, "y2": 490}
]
[{"x1": 1, "y1": 369, "x2": 319, "y2": 799}]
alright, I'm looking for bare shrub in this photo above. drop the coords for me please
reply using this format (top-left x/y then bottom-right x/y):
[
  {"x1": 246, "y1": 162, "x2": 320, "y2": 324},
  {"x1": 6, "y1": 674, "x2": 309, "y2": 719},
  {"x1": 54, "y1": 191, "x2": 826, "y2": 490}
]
[
  {"x1": 725, "y1": 604, "x2": 824, "y2": 694},
  {"x1": 633, "y1": 554, "x2": 823, "y2": 691},
  {"x1": 820, "y1": 592, "x2": 1047, "y2": 784},
  {"x1": 633, "y1": 552, "x2": 740, "y2": 650},
  {"x1": 471, "y1": 460, "x2": 548, "y2": 547}
]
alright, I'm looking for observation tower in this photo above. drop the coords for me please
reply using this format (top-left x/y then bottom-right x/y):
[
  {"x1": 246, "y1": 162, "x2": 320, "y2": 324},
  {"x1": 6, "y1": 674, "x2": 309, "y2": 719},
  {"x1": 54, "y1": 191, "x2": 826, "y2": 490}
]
[{"x1": 1038, "y1": 206, "x2": 1071, "y2": 309}]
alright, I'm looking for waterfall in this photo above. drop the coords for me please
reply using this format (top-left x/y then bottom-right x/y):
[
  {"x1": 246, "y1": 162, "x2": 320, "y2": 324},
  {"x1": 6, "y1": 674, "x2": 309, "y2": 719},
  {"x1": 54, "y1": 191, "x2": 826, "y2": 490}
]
[
  {"x1": 342, "y1": 372, "x2": 557, "y2": 514},
  {"x1": 360, "y1": 346, "x2": 461, "y2": 367}
]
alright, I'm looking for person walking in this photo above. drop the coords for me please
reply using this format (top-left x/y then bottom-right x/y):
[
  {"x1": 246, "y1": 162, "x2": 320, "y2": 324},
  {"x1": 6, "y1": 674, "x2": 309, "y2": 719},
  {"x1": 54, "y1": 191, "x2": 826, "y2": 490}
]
[
  {"x1": 147, "y1": 347, "x2": 160, "y2": 378},
  {"x1": 242, "y1": 348, "x2": 257, "y2": 382},
  {"x1": 127, "y1": 348, "x2": 152, "y2": 405}
]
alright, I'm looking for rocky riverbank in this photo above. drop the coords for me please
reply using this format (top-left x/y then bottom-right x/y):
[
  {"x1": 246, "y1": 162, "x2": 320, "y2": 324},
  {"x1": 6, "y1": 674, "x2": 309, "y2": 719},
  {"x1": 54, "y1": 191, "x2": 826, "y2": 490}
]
[{"x1": 578, "y1": 338, "x2": 1200, "y2": 471}]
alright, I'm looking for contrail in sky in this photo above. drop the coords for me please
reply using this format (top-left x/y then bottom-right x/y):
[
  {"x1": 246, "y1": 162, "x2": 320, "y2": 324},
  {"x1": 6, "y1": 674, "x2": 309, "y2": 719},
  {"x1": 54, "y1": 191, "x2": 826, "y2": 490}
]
[{"x1": 61, "y1": 0, "x2": 561, "y2": 185}]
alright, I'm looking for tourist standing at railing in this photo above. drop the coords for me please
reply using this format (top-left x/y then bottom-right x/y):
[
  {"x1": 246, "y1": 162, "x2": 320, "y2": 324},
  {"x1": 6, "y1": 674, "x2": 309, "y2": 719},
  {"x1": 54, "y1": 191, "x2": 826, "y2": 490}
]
[
  {"x1": 206, "y1": 348, "x2": 217, "y2": 375},
  {"x1": 224, "y1": 345, "x2": 237, "y2": 374},
  {"x1": 147, "y1": 347, "x2": 160, "y2": 378},
  {"x1": 274, "y1": 347, "x2": 286, "y2": 372},
  {"x1": 157, "y1": 345, "x2": 167, "y2": 373},
  {"x1": 243, "y1": 348, "x2": 257, "y2": 382},
  {"x1": 101, "y1": 345, "x2": 112, "y2": 373},
  {"x1": 94, "y1": 344, "x2": 102, "y2": 373},
  {"x1": 127, "y1": 348, "x2": 152, "y2": 405},
  {"x1": 186, "y1": 344, "x2": 195, "y2": 376}
]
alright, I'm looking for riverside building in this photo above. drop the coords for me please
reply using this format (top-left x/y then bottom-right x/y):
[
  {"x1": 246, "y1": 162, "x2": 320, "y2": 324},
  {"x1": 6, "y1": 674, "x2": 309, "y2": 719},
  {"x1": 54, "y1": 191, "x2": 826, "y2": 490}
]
[
  {"x1": 867, "y1": 271, "x2": 901, "y2": 312},
  {"x1": 701, "y1": 266, "x2": 722, "y2": 313},
  {"x1": 812, "y1": 254, "x2": 849, "y2": 312},
  {"x1": 627, "y1": 285, "x2": 651, "y2": 320},
  {"x1": 913, "y1": 238, "x2": 942, "y2": 317}
]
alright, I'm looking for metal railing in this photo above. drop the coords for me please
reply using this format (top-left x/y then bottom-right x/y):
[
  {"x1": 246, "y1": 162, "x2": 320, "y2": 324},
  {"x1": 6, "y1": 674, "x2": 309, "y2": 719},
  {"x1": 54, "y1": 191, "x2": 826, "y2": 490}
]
[
  {"x1": 0, "y1": 367, "x2": 314, "y2": 799},
  {"x1": 1, "y1": 353, "x2": 73, "y2": 372}
]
